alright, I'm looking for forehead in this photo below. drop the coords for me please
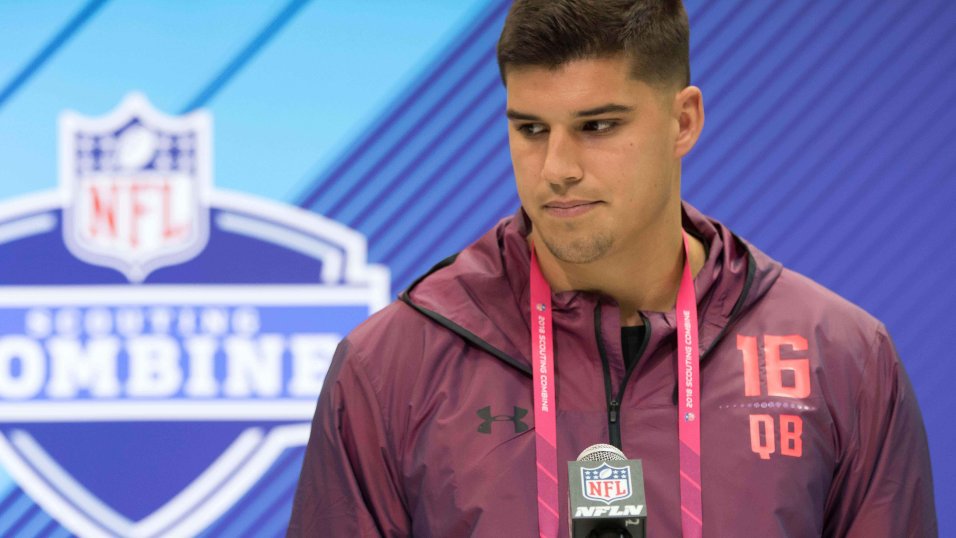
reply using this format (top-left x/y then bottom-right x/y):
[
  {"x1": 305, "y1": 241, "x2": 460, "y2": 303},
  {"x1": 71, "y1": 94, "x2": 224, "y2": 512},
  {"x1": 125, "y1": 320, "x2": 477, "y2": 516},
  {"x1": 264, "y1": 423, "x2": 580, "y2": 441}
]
[{"x1": 505, "y1": 56, "x2": 662, "y2": 115}]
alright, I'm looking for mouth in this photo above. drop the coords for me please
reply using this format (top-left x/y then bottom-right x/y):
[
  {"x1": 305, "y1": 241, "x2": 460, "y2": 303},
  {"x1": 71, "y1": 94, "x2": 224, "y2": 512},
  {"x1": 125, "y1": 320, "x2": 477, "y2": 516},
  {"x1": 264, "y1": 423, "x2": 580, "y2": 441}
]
[{"x1": 542, "y1": 200, "x2": 602, "y2": 218}]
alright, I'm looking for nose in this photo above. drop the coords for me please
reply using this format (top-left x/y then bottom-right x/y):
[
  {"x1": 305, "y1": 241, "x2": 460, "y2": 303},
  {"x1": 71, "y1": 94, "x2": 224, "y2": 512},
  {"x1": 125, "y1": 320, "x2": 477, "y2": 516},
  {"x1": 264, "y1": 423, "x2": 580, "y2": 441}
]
[{"x1": 540, "y1": 129, "x2": 583, "y2": 189}]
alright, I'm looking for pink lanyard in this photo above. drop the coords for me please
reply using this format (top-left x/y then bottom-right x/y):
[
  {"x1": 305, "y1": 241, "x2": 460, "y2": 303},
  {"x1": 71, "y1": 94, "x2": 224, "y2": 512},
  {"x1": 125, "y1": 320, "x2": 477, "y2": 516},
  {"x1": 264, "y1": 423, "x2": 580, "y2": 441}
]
[{"x1": 530, "y1": 232, "x2": 702, "y2": 538}]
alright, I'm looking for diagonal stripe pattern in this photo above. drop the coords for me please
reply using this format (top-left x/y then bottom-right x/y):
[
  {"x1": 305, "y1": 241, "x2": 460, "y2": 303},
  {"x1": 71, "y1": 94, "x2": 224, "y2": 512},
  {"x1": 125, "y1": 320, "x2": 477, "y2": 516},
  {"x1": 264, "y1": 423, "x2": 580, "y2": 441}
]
[
  {"x1": 180, "y1": 0, "x2": 313, "y2": 113},
  {"x1": 296, "y1": 0, "x2": 516, "y2": 292},
  {"x1": 679, "y1": 441, "x2": 703, "y2": 537},
  {"x1": 1, "y1": 0, "x2": 952, "y2": 536},
  {"x1": 0, "y1": 487, "x2": 64, "y2": 537},
  {"x1": 0, "y1": 0, "x2": 110, "y2": 111},
  {"x1": 294, "y1": 1, "x2": 956, "y2": 535}
]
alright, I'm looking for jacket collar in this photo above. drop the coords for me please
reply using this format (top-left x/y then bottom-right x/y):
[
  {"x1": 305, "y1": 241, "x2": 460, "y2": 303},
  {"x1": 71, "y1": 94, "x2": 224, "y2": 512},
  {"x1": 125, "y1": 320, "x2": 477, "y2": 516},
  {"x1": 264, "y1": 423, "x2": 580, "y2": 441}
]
[{"x1": 402, "y1": 201, "x2": 782, "y2": 374}]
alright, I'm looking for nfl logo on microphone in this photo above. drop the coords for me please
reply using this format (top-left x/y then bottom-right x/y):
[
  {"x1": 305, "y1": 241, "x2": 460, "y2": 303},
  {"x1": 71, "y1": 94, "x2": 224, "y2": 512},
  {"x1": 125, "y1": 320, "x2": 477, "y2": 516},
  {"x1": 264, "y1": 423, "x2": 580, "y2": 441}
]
[{"x1": 582, "y1": 462, "x2": 633, "y2": 504}]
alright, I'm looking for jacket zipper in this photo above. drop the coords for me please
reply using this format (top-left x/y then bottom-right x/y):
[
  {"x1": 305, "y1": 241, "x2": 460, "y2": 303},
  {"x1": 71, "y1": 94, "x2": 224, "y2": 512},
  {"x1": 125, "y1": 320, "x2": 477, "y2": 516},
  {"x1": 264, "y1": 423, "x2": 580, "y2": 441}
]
[
  {"x1": 608, "y1": 399, "x2": 621, "y2": 448},
  {"x1": 595, "y1": 303, "x2": 650, "y2": 450}
]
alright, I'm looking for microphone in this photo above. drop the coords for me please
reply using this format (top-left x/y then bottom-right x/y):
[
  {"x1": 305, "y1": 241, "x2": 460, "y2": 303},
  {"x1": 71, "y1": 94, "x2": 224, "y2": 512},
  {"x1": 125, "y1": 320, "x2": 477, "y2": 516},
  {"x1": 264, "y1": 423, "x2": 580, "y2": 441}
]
[{"x1": 568, "y1": 444, "x2": 647, "y2": 538}]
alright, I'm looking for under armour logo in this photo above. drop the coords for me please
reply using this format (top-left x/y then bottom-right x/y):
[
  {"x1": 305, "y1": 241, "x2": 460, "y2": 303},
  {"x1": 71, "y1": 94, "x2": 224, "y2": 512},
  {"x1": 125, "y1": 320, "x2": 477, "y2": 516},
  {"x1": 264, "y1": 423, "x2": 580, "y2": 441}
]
[{"x1": 477, "y1": 406, "x2": 530, "y2": 434}]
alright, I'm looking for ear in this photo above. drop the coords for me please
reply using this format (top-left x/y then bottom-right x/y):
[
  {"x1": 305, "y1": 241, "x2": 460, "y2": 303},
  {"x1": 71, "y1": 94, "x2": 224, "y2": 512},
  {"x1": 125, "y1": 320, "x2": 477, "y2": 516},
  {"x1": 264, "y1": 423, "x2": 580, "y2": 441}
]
[{"x1": 672, "y1": 86, "x2": 704, "y2": 159}]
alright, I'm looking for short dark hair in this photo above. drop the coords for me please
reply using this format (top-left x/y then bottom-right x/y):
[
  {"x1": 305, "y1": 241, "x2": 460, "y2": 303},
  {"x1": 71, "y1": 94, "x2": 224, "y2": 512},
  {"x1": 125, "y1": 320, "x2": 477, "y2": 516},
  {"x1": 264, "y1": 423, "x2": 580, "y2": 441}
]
[{"x1": 496, "y1": 0, "x2": 690, "y2": 89}]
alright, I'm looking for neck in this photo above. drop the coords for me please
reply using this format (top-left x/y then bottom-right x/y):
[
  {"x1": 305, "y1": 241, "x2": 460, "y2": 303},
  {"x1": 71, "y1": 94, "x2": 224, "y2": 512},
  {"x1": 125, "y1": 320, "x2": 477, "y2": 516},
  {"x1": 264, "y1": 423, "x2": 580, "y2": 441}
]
[{"x1": 530, "y1": 219, "x2": 706, "y2": 326}]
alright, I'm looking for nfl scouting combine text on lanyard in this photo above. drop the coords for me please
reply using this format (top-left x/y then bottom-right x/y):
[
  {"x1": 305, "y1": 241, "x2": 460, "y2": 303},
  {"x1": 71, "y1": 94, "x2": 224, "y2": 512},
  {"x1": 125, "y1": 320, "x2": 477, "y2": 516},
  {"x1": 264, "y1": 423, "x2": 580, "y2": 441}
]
[{"x1": 530, "y1": 232, "x2": 702, "y2": 538}]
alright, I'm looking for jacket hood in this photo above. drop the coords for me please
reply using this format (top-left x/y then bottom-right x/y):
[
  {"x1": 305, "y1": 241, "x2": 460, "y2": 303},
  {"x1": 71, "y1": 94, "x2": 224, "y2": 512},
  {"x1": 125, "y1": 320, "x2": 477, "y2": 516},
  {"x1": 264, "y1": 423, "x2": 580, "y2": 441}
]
[{"x1": 401, "y1": 202, "x2": 783, "y2": 375}]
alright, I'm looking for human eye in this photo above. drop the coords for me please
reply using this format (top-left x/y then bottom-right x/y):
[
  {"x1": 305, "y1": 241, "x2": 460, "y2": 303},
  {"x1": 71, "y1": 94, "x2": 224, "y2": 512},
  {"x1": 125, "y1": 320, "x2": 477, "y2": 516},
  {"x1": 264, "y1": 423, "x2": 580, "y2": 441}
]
[
  {"x1": 581, "y1": 119, "x2": 618, "y2": 134},
  {"x1": 515, "y1": 123, "x2": 548, "y2": 137}
]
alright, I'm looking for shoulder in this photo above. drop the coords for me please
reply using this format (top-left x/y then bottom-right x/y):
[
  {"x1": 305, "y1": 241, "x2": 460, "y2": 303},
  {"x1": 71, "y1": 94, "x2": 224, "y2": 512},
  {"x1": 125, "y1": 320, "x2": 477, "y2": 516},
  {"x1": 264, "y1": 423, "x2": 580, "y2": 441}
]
[
  {"x1": 759, "y1": 266, "x2": 886, "y2": 353},
  {"x1": 735, "y1": 260, "x2": 893, "y2": 390},
  {"x1": 755, "y1": 267, "x2": 895, "y2": 392},
  {"x1": 335, "y1": 298, "x2": 473, "y2": 401},
  {"x1": 342, "y1": 300, "x2": 453, "y2": 371},
  {"x1": 730, "y1": 233, "x2": 888, "y2": 371},
  {"x1": 746, "y1": 265, "x2": 898, "y2": 421},
  {"x1": 320, "y1": 301, "x2": 457, "y2": 443}
]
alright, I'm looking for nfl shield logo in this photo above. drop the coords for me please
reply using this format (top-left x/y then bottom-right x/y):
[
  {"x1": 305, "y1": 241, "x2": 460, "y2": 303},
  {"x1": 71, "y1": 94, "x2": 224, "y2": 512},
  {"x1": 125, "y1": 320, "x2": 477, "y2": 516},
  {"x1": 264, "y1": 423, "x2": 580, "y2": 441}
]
[
  {"x1": 0, "y1": 92, "x2": 390, "y2": 536},
  {"x1": 581, "y1": 462, "x2": 632, "y2": 504},
  {"x1": 59, "y1": 93, "x2": 211, "y2": 283}
]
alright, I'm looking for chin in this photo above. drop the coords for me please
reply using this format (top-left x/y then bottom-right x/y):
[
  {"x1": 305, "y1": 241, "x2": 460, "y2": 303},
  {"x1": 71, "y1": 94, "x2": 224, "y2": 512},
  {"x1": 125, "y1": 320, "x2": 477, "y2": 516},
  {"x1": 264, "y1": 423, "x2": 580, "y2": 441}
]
[{"x1": 542, "y1": 234, "x2": 613, "y2": 265}]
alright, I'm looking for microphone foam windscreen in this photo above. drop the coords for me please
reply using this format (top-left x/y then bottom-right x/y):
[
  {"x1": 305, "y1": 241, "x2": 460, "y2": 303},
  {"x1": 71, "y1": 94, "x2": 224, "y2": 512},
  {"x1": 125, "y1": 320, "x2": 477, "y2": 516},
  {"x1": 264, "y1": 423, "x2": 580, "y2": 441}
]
[{"x1": 576, "y1": 444, "x2": 626, "y2": 462}]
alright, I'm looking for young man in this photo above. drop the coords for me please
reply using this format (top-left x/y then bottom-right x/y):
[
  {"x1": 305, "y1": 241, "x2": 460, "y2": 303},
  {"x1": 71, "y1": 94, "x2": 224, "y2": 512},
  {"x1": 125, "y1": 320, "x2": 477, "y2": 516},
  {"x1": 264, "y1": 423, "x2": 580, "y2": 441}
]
[{"x1": 289, "y1": 1, "x2": 937, "y2": 536}]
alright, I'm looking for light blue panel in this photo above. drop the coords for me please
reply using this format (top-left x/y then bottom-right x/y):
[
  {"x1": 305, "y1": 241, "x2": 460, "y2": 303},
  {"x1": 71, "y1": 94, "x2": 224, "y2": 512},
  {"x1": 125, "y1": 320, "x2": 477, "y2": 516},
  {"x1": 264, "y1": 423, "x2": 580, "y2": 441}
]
[
  {"x1": 0, "y1": 467, "x2": 14, "y2": 497},
  {"x1": 0, "y1": 0, "x2": 280, "y2": 199},
  {"x1": 0, "y1": 0, "x2": 88, "y2": 83},
  {"x1": 208, "y1": 0, "x2": 491, "y2": 203},
  {"x1": 0, "y1": 0, "x2": 490, "y2": 203}
]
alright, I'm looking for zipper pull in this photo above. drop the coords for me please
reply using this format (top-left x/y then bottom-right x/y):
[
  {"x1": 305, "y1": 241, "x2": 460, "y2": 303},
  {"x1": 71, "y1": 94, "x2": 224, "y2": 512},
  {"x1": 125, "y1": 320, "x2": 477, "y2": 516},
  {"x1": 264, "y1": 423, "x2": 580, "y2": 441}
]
[{"x1": 609, "y1": 400, "x2": 620, "y2": 424}]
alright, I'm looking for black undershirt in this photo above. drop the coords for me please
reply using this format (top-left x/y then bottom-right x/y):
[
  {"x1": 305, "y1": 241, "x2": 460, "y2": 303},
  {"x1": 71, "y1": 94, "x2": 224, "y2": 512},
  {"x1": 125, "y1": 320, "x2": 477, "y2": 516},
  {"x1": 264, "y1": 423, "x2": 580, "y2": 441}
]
[{"x1": 621, "y1": 325, "x2": 647, "y2": 370}]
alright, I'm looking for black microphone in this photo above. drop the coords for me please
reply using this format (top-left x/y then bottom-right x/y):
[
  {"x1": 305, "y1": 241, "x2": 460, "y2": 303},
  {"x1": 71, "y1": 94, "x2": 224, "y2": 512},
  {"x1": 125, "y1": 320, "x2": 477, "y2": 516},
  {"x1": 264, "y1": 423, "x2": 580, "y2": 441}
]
[{"x1": 568, "y1": 444, "x2": 647, "y2": 538}]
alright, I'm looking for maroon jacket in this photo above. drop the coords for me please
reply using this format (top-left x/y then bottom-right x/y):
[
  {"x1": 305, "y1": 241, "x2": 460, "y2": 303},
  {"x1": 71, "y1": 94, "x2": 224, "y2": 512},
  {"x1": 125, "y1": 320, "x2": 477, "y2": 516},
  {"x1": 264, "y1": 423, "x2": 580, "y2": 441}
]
[{"x1": 289, "y1": 204, "x2": 936, "y2": 537}]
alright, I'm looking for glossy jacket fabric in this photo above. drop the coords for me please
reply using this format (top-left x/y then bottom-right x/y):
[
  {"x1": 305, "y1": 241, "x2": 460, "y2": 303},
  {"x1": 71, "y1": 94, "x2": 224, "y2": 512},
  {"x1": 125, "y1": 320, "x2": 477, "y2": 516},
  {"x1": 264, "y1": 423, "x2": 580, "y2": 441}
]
[{"x1": 288, "y1": 203, "x2": 936, "y2": 537}]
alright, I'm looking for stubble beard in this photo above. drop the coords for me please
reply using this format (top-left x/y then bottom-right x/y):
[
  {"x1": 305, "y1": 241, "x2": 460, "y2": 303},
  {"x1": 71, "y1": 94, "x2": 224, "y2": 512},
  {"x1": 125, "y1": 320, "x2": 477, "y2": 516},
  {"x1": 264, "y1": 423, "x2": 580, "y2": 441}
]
[{"x1": 540, "y1": 229, "x2": 614, "y2": 264}]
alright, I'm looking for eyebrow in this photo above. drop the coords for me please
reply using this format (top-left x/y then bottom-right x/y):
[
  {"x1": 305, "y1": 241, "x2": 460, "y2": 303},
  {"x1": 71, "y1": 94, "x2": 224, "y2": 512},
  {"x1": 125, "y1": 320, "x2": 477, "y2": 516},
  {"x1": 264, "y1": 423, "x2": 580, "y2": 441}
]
[
  {"x1": 574, "y1": 104, "x2": 633, "y2": 117},
  {"x1": 505, "y1": 103, "x2": 634, "y2": 121},
  {"x1": 505, "y1": 109, "x2": 541, "y2": 121}
]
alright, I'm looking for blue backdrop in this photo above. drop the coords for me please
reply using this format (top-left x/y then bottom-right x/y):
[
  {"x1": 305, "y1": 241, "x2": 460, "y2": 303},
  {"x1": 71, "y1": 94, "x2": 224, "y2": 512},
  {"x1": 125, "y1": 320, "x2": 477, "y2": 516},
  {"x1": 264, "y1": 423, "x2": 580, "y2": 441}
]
[{"x1": 0, "y1": 1, "x2": 952, "y2": 536}]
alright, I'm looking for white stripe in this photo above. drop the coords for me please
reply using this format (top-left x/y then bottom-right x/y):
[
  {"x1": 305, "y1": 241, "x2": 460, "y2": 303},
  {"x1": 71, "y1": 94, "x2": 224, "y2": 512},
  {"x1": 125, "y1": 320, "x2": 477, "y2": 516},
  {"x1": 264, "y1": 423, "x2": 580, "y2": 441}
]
[
  {"x1": 0, "y1": 284, "x2": 378, "y2": 307},
  {"x1": 0, "y1": 401, "x2": 316, "y2": 422},
  {"x1": 215, "y1": 213, "x2": 344, "y2": 282},
  {"x1": 0, "y1": 214, "x2": 57, "y2": 246}
]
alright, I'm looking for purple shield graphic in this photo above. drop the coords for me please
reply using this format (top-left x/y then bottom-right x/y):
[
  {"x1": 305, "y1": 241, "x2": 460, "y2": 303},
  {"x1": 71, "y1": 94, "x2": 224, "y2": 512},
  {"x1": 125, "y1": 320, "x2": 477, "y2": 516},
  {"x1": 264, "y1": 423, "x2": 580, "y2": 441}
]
[{"x1": 0, "y1": 93, "x2": 390, "y2": 536}]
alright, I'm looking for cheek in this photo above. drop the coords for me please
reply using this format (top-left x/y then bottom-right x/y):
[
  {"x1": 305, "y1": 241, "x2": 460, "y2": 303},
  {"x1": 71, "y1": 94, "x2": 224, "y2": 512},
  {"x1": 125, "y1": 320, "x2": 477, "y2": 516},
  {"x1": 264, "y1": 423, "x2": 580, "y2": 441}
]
[
  {"x1": 509, "y1": 158, "x2": 537, "y2": 204},
  {"x1": 593, "y1": 142, "x2": 645, "y2": 183},
  {"x1": 509, "y1": 138, "x2": 542, "y2": 165},
  {"x1": 625, "y1": 137, "x2": 672, "y2": 178},
  {"x1": 607, "y1": 147, "x2": 672, "y2": 204},
  {"x1": 509, "y1": 145, "x2": 544, "y2": 189},
  {"x1": 513, "y1": 173, "x2": 533, "y2": 203}
]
